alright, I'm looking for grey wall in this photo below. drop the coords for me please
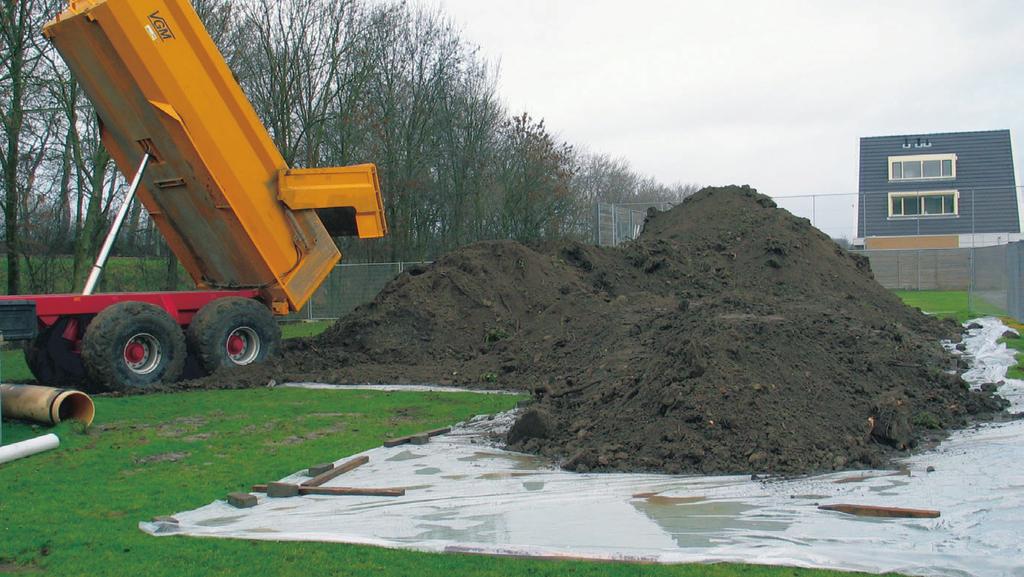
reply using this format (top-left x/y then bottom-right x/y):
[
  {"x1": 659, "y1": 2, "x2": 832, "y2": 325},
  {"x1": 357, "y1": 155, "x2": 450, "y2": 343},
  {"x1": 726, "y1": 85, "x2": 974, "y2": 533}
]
[{"x1": 857, "y1": 130, "x2": 1018, "y2": 238}]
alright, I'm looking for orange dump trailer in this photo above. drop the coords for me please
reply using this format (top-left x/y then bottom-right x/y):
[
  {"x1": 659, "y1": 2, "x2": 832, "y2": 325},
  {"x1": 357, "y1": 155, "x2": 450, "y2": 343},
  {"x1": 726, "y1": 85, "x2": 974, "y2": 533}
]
[{"x1": 0, "y1": 0, "x2": 387, "y2": 392}]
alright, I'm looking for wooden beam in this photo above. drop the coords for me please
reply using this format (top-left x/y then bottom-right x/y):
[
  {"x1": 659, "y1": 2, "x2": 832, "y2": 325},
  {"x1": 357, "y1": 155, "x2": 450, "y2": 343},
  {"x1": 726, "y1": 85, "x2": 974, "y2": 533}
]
[
  {"x1": 252, "y1": 484, "x2": 404, "y2": 497},
  {"x1": 384, "y1": 427, "x2": 452, "y2": 448},
  {"x1": 818, "y1": 504, "x2": 940, "y2": 519},
  {"x1": 301, "y1": 455, "x2": 370, "y2": 487}
]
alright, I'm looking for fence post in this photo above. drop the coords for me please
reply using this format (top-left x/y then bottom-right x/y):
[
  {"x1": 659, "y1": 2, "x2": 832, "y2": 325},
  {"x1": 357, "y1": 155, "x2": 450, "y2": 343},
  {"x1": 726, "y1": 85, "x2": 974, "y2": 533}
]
[
  {"x1": 968, "y1": 248, "x2": 975, "y2": 315},
  {"x1": 897, "y1": 252, "x2": 902, "y2": 289},
  {"x1": 916, "y1": 250, "x2": 921, "y2": 291},
  {"x1": 612, "y1": 205, "x2": 618, "y2": 246}
]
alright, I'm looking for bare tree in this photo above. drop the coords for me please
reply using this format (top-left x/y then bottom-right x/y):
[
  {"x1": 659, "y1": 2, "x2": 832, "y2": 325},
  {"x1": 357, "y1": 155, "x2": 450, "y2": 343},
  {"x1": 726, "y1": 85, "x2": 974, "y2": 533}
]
[
  {"x1": 234, "y1": 0, "x2": 357, "y2": 167},
  {"x1": 0, "y1": 0, "x2": 61, "y2": 294}
]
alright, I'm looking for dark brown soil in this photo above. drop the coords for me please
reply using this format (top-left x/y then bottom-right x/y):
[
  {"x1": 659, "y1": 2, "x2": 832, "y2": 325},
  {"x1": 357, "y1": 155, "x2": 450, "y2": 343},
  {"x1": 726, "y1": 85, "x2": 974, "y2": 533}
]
[{"x1": 178, "y1": 185, "x2": 1007, "y2": 475}]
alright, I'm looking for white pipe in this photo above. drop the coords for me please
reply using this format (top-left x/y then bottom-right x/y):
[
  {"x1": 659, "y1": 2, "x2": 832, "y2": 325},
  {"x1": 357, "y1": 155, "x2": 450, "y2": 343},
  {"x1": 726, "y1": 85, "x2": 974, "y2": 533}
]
[{"x1": 0, "y1": 434, "x2": 59, "y2": 465}]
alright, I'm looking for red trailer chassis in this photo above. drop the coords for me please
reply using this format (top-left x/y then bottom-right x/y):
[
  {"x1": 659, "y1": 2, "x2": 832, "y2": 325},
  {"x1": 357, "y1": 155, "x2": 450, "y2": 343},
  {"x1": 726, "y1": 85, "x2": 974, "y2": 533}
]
[{"x1": 0, "y1": 289, "x2": 279, "y2": 393}]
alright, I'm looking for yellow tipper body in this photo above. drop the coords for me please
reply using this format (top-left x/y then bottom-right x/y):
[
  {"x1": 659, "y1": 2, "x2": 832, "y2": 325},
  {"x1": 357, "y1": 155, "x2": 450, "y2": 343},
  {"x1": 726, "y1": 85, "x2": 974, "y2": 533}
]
[{"x1": 43, "y1": 0, "x2": 387, "y2": 313}]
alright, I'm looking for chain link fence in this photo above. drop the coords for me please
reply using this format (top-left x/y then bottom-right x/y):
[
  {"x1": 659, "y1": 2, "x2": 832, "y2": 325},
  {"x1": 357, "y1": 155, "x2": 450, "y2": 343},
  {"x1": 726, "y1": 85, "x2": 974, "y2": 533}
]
[
  {"x1": 593, "y1": 202, "x2": 675, "y2": 246},
  {"x1": 592, "y1": 189, "x2": 1024, "y2": 321},
  {"x1": 854, "y1": 244, "x2": 1024, "y2": 321},
  {"x1": 594, "y1": 194, "x2": 860, "y2": 247},
  {"x1": 283, "y1": 262, "x2": 431, "y2": 322}
]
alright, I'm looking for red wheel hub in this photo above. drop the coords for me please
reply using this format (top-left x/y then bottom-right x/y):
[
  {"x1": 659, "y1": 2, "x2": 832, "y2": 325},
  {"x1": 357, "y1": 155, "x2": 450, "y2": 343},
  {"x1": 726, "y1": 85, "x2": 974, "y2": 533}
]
[
  {"x1": 227, "y1": 334, "x2": 246, "y2": 356},
  {"x1": 125, "y1": 342, "x2": 146, "y2": 364}
]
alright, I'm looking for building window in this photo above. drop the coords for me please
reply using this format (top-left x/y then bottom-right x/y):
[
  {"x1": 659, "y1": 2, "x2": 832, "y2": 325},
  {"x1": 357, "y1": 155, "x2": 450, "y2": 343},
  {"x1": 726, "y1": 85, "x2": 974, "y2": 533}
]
[
  {"x1": 889, "y1": 153, "x2": 956, "y2": 181},
  {"x1": 888, "y1": 191, "x2": 958, "y2": 217}
]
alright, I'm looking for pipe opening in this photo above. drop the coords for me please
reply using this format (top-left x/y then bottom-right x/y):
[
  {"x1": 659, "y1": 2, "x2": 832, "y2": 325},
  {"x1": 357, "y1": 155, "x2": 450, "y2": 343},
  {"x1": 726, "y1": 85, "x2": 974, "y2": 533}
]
[{"x1": 53, "y1": 391, "x2": 95, "y2": 426}]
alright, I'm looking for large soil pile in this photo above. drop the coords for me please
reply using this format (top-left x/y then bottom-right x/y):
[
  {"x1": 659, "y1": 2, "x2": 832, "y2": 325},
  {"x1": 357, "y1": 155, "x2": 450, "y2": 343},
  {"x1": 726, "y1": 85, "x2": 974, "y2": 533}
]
[{"x1": 193, "y1": 186, "x2": 1005, "y2": 474}]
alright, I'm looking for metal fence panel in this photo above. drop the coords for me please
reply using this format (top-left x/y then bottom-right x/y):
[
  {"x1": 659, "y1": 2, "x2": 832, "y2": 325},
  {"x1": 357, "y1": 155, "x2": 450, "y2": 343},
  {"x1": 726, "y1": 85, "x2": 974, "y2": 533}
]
[
  {"x1": 1007, "y1": 243, "x2": 1024, "y2": 321},
  {"x1": 594, "y1": 202, "x2": 673, "y2": 246},
  {"x1": 284, "y1": 262, "x2": 428, "y2": 321},
  {"x1": 855, "y1": 243, "x2": 1024, "y2": 321}
]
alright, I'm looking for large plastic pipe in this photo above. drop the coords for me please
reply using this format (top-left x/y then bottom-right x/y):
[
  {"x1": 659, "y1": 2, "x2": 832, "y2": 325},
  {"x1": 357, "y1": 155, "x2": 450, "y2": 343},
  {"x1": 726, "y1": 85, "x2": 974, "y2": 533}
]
[
  {"x1": 0, "y1": 434, "x2": 60, "y2": 465},
  {"x1": 0, "y1": 385, "x2": 95, "y2": 426}
]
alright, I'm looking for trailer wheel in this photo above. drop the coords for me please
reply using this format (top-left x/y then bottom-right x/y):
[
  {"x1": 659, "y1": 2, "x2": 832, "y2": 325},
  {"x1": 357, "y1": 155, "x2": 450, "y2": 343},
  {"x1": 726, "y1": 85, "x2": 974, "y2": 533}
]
[
  {"x1": 81, "y1": 302, "x2": 186, "y2": 391},
  {"x1": 24, "y1": 317, "x2": 88, "y2": 390},
  {"x1": 186, "y1": 297, "x2": 280, "y2": 374}
]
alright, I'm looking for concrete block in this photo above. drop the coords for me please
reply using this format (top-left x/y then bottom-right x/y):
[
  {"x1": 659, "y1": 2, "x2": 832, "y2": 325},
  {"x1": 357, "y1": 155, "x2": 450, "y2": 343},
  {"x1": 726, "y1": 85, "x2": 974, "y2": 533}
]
[
  {"x1": 307, "y1": 463, "x2": 334, "y2": 476},
  {"x1": 267, "y1": 482, "x2": 300, "y2": 498},
  {"x1": 227, "y1": 492, "x2": 258, "y2": 508}
]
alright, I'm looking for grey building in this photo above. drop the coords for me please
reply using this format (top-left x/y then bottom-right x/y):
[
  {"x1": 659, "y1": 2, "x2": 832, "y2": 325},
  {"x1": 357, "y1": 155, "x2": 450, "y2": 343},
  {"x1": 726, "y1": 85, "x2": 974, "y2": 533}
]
[{"x1": 857, "y1": 130, "x2": 1019, "y2": 249}]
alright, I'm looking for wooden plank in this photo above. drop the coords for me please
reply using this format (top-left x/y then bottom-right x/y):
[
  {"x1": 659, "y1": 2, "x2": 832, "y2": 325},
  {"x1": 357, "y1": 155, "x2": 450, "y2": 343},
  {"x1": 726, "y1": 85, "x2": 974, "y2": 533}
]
[
  {"x1": 818, "y1": 504, "x2": 940, "y2": 519},
  {"x1": 252, "y1": 484, "x2": 404, "y2": 497},
  {"x1": 298, "y1": 486, "x2": 405, "y2": 497},
  {"x1": 384, "y1": 427, "x2": 452, "y2": 448},
  {"x1": 383, "y1": 436, "x2": 412, "y2": 448},
  {"x1": 301, "y1": 455, "x2": 369, "y2": 487}
]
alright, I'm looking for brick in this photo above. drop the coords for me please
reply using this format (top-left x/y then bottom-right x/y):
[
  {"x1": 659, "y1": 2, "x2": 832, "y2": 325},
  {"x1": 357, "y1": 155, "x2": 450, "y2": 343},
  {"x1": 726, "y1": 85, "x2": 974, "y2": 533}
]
[
  {"x1": 227, "y1": 492, "x2": 258, "y2": 509},
  {"x1": 266, "y1": 482, "x2": 299, "y2": 498},
  {"x1": 307, "y1": 463, "x2": 334, "y2": 477}
]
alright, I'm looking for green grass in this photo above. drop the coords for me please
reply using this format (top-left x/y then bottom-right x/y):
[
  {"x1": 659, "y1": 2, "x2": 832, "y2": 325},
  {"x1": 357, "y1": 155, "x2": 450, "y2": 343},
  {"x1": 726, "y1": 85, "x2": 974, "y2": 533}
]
[
  {"x1": 1, "y1": 349, "x2": 31, "y2": 383},
  {"x1": 894, "y1": 290, "x2": 1007, "y2": 323},
  {"x1": 279, "y1": 320, "x2": 331, "y2": 340},
  {"x1": 998, "y1": 320, "x2": 1024, "y2": 380},
  {"x1": 0, "y1": 388, "x2": 876, "y2": 577}
]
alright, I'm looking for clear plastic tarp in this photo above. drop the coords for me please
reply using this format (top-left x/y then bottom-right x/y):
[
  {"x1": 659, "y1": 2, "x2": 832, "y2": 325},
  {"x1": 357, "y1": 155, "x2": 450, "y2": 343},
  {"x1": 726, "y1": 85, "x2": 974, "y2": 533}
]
[{"x1": 142, "y1": 318, "x2": 1024, "y2": 577}]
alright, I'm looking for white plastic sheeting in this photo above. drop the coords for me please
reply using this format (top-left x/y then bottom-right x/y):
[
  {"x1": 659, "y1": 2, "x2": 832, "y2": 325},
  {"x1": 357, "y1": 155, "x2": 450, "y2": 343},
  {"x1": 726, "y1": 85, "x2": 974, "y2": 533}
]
[{"x1": 142, "y1": 318, "x2": 1024, "y2": 577}]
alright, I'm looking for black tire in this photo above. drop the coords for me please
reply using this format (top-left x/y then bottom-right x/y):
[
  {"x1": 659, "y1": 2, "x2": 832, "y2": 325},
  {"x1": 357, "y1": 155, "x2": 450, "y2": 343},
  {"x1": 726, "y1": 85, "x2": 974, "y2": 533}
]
[
  {"x1": 186, "y1": 297, "x2": 280, "y2": 375},
  {"x1": 81, "y1": 302, "x2": 186, "y2": 392},
  {"x1": 23, "y1": 317, "x2": 89, "y2": 390}
]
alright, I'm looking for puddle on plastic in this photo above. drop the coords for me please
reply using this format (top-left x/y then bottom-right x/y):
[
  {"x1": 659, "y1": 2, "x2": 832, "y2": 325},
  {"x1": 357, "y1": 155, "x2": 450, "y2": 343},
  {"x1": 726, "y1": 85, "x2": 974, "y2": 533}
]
[
  {"x1": 632, "y1": 499, "x2": 790, "y2": 548},
  {"x1": 195, "y1": 516, "x2": 244, "y2": 527},
  {"x1": 458, "y1": 451, "x2": 545, "y2": 470},
  {"x1": 387, "y1": 450, "x2": 427, "y2": 462}
]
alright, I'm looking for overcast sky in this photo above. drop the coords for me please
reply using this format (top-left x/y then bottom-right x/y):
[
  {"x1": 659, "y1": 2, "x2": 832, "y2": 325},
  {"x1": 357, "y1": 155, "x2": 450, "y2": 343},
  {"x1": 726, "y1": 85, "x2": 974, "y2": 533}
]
[{"x1": 438, "y1": 0, "x2": 1023, "y2": 202}]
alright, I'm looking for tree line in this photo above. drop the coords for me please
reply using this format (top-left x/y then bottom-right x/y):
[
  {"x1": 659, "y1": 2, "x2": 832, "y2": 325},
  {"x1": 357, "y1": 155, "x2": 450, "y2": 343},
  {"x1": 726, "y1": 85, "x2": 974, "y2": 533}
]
[{"x1": 0, "y1": 0, "x2": 696, "y2": 295}]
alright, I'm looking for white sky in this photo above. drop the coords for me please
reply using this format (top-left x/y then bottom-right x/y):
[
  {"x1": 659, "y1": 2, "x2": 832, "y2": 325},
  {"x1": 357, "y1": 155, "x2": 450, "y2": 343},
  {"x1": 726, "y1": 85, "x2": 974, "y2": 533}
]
[{"x1": 438, "y1": 0, "x2": 1024, "y2": 199}]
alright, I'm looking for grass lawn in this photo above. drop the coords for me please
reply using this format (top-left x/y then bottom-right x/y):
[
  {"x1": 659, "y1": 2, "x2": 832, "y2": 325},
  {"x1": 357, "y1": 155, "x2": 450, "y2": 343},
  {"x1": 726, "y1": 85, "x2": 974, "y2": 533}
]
[
  {"x1": 279, "y1": 320, "x2": 332, "y2": 340},
  {"x1": 0, "y1": 388, "x2": 880, "y2": 577},
  {"x1": 893, "y1": 290, "x2": 1007, "y2": 323}
]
